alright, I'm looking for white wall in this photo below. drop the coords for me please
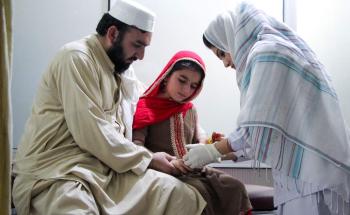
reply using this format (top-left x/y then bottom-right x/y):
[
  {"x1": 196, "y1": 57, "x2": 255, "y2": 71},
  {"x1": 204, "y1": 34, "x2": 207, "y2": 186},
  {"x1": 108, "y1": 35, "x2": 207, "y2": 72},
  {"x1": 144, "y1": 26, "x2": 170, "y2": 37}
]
[
  {"x1": 12, "y1": 0, "x2": 283, "y2": 147},
  {"x1": 12, "y1": 0, "x2": 106, "y2": 147},
  {"x1": 295, "y1": 0, "x2": 350, "y2": 125},
  {"x1": 130, "y1": 0, "x2": 283, "y2": 137},
  {"x1": 11, "y1": 0, "x2": 349, "y2": 151}
]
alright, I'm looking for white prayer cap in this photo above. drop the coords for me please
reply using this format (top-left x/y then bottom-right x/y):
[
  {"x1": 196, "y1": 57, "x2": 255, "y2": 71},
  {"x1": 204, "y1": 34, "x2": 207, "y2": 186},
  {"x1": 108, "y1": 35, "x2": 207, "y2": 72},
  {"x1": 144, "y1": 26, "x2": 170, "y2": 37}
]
[{"x1": 109, "y1": 0, "x2": 156, "y2": 32}]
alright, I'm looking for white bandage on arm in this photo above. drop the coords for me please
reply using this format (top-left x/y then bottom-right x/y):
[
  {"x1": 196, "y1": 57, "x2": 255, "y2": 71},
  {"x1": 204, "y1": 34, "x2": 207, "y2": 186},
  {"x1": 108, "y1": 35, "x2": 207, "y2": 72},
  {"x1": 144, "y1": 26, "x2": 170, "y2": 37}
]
[{"x1": 183, "y1": 143, "x2": 222, "y2": 168}]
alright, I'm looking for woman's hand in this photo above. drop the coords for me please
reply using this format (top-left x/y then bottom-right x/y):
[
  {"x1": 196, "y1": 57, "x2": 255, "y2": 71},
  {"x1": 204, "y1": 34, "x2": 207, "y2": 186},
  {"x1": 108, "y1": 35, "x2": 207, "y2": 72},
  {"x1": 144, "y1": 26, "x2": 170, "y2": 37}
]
[
  {"x1": 206, "y1": 132, "x2": 225, "y2": 144},
  {"x1": 221, "y1": 152, "x2": 238, "y2": 161}
]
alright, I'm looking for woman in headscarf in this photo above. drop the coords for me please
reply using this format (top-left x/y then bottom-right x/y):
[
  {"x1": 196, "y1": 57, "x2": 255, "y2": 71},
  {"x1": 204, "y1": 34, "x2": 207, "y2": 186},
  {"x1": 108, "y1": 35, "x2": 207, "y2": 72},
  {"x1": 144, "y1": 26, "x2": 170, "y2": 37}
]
[
  {"x1": 133, "y1": 50, "x2": 252, "y2": 215},
  {"x1": 183, "y1": 3, "x2": 350, "y2": 215}
]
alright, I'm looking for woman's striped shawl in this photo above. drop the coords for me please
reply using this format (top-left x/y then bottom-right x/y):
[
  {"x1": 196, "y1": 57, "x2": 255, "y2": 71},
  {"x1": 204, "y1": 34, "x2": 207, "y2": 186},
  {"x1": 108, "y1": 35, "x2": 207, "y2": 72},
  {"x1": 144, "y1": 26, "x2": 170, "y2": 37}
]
[{"x1": 205, "y1": 2, "x2": 350, "y2": 180}]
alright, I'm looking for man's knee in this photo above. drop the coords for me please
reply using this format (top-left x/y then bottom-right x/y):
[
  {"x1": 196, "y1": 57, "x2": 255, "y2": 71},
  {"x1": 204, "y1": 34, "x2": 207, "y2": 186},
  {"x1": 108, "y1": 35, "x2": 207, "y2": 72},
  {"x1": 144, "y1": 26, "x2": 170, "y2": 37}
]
[
  {"x1": 31, "y1": 180, "x2": 99, "y2": 215},
  {"x1": 148, "y1": 171, "x2": 201, "y2": 200},
  {"x1": 154, "y1": 173, "x2": 205, "y2": 214}
]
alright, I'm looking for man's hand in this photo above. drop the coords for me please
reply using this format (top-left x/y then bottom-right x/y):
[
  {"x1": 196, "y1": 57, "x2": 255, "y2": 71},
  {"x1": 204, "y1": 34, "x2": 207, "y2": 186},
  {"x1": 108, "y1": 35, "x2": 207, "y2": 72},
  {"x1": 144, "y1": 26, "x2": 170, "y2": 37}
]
[
  {"x1": 183, "y1": 143, "x2": 223, "y2": 168},
  {"x1": 170, "y1": 159, "x2": 192, "y2": 175},
  {"x1": 148, "y1": 152, "x2": 177, "y2": 175}
]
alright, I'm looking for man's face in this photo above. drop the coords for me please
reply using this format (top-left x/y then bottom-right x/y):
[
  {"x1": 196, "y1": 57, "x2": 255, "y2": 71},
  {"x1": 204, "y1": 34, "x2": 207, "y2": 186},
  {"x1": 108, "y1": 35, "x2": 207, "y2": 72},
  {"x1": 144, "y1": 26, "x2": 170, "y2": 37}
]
[{"x1": 107, "y1": 27, "x2": 152, "y2": 74}]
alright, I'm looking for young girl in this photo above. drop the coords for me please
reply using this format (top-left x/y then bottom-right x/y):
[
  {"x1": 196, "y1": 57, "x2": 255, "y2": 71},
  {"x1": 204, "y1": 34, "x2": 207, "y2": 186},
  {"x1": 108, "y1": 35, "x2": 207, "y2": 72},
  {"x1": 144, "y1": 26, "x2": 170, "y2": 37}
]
[{"x1": 133, "y1": 50, "x2": 252, "y2": 215}]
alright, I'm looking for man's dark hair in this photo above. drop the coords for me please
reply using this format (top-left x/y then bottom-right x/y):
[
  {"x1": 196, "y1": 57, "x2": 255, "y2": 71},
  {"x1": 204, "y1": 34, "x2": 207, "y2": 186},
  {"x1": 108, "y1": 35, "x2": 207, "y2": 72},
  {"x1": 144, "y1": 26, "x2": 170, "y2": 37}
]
[
  {"x1": 96, "y1": 13, "x2": 129, "y2": 36},
  {"x1": 202, "y1": 34, "x2": 214, "y2": 49}
]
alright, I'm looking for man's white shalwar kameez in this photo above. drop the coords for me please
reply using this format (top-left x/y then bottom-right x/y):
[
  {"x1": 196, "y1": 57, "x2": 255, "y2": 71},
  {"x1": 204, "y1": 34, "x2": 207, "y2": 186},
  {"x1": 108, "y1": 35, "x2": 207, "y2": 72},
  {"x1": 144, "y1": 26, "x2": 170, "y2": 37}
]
[{"x1": 12, "y1": 34, "x2": 206, "y2": 215}]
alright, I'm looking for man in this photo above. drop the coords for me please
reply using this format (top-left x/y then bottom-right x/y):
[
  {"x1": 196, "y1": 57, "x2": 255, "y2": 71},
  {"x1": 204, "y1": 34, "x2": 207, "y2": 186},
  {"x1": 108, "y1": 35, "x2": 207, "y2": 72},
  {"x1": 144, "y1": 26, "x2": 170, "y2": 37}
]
[{"x1": 12, "y1": 0, "x2": 206, "y2": 214}]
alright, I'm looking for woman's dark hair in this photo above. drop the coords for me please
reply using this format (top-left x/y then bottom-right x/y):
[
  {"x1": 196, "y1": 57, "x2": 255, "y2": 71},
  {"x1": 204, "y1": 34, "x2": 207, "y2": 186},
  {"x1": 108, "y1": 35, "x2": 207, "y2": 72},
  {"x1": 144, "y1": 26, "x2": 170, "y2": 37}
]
[
  {"x1": 96, "y1": 13, "x2": 129, "y2": 36},
  {"x1": 159, "y1": 60, "x2": 205, "y2": 92},
  {"x1": 202, "y1": 34, "x2": 214, "y2": 49}
]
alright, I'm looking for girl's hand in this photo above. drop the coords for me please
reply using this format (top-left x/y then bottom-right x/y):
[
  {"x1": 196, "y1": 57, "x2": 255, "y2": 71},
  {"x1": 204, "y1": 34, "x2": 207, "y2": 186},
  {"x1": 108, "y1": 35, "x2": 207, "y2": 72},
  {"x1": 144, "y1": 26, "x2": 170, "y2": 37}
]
[{"x1": 149, "y1": 152, "x2": 177, "y2": 175}]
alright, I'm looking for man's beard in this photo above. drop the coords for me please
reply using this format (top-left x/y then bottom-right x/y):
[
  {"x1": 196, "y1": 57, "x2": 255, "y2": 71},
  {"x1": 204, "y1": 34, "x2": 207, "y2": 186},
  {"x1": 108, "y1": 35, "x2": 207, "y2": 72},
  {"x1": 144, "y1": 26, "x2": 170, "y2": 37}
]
[{"x1": 106, "y1": 37, "x2": 136, "y2": 75}]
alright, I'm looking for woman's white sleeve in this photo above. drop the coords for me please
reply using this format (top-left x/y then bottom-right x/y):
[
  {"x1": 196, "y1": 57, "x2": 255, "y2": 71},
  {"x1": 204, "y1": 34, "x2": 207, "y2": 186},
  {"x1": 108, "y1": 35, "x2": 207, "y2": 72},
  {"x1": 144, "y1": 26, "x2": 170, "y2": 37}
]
[{"x1": 227, "y1": 127, "x2": 251, "y2": 151}]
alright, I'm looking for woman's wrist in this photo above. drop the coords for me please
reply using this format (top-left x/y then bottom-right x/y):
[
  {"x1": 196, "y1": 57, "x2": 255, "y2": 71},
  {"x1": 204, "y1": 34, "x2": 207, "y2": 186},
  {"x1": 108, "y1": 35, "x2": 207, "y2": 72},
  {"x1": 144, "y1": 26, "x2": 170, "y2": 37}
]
[{"x1": 214, "y1": 138, "x2": 233, "y2": 155}]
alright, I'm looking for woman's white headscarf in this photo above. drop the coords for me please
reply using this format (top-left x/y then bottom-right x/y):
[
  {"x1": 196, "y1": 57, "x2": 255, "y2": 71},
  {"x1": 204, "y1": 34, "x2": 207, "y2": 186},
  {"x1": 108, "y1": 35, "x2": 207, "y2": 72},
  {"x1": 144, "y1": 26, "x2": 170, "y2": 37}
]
[
  {"x1": 204, "y1": 10, "x2": 237, "y2": 55},
  {"x1": 204, "y1": 1, "x2": 350, "y2": 207}
]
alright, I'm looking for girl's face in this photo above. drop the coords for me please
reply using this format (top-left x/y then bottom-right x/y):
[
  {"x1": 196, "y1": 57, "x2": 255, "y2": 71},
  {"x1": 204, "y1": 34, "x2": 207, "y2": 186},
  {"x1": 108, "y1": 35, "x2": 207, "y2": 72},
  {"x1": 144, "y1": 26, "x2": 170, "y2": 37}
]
[
  {"x1": 162, "y1": 69, "x2": 202, "y2": 102},
  {"x1": 210, "y1": 47, "x2": 235, "y2": 69}
]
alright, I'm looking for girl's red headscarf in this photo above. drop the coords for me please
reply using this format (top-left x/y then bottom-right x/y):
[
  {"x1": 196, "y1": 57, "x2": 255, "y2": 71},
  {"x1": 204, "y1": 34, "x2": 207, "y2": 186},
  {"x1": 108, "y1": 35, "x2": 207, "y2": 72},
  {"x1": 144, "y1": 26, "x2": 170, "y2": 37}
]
[{"x1": 133, "y1": 50, "x2": 206, "y2": 130}]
